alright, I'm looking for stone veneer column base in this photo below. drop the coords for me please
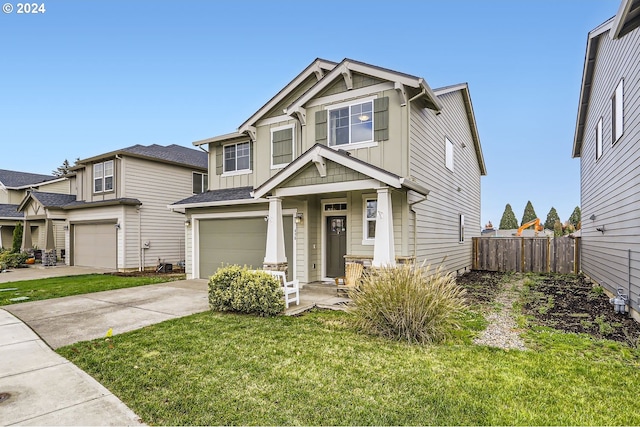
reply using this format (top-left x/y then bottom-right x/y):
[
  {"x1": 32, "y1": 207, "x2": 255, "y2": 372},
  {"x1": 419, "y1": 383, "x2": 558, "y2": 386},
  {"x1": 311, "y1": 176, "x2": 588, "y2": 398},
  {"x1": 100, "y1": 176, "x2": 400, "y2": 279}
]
[{"x1": 263, "y1": 262, "x2": 288, "y2": 274}]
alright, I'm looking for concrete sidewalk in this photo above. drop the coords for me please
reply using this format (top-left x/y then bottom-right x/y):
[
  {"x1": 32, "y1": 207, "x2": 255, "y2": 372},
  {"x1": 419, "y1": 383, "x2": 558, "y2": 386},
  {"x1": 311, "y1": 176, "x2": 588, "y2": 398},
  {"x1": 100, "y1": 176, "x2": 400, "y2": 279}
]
[
  {"x1": 0, "y1": 309, "x2": 144, "y2": 426},
  {"x1": 0, "y1": 265, "x2": 115, "y2": 284}
]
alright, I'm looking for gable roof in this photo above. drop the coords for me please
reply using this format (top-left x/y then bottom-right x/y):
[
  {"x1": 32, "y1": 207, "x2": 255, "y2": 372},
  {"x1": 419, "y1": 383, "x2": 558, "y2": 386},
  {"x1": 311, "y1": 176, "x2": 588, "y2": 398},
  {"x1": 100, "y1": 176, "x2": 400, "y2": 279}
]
[
  {"x1": 170, "y1": 186, "x2": 256, "y2": 209},
  {"x1": 285, "y1": 58, "x2": 442, "y2": 115},
  {"x1": 611, "y1": 0, "x2": 640, "y2": 39},
  {"x1": 0, "y1": 204, "x2": 23, "y2": 219},
  {"x1": 0, "y1": 169, "x2": 58, "y2": 189},
  {"x1": 572, "y1": 18, "x2": 615, "y2": 158},
  {"x1": 72, "y1": 144, "x2": 208, "y2": 170},
  {"x1": 252, "y1": 144, "x2": 430, "y2": 199},
  {"x1": 433, "y1": 83, "x2": 487, "y2": 176},
  {"x1": 17, "y1": 191, "x2": 141, "y2": 212}
]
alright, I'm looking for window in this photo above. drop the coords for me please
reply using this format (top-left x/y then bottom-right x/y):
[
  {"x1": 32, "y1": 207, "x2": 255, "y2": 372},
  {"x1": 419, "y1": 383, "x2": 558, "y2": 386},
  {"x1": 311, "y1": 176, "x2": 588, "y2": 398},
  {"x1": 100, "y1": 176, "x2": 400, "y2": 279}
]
[
  {"x1": 224, "y1": 142, "x2": 251, "y2": 173},
  {"x1": 612, "y1": 79, "x2": 624, "y2": 144},
  {"x1": 93, "y1": 160, "x2": 114, "y2": 193},
  {"x1": 459, "y1": 214, "x2": 465, "y2": 243},
  {"x1": 364, "y1": 198, "x2": 377, "y2": 241},
  {"x1": 193, "y1": 172, "x2": 208, "y2": 194},
  {"x1": 271, "y1": 125, "x2": 294, "y2": 168},
  {"x1": 596, "y1": 117, "x2": 603, "y2": 160},
  {"x1": 328, "y1": 100, "x2": 373, "y2": 146},
  {"x1": 445, "y1": 138, "x2": 454, "y2": 171}
]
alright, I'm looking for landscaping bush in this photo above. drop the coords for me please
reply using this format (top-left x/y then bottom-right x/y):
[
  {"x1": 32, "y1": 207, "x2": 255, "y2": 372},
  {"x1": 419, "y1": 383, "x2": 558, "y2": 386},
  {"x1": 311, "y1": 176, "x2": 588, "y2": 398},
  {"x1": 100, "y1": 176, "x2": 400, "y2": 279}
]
[
  {"x1": 348, "y1": 263, "x2": 468, "y2": 344},
  {"x1": 208, "y1": 265, "x2": 285, "y2": 316},
  {"x1": 0, "y1": 250, "x2": 30, "y2": 269}
]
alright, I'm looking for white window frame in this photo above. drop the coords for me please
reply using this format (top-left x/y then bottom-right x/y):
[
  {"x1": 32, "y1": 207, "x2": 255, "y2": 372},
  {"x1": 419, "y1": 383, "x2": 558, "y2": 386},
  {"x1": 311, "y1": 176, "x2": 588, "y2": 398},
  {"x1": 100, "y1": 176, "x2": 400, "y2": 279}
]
[
  {"x1": 459, "y1": 214, "x2": 465, "y2": 243},
  {"x1": 270, "y1": 124, "x2": 295, "y2": 169},
  {"x1": 595, "y1": 117, "x2": 603, "y2": 161},
  {"x1": 326, "y1": 96, "x2": 376, "y2": 150},
  {"x1": 192, "y1": 172, "x2": 208, "y2": 194},
  {"x1": 93, "y1": 160, "x2": 114, "y2": 193},
  {"x1": 222, "y1": 141, "x2": 251, "y2": 176},
  {"x1": 362, "y1": 195, "x2": 377, "y2": 246},
  {"x1": 612, "y1": 78, "x2": 624, "y2": 144},
  {"x1": 445, "y1": 137, "x2": 454, "y2": 172}
]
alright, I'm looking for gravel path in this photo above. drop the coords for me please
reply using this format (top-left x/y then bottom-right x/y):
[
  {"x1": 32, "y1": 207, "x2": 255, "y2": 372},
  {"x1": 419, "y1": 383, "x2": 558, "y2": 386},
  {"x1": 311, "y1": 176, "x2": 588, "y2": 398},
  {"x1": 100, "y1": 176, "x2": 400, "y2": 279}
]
[{"x1": 473, "y1": 277, "x2": 527, "y2": 351}]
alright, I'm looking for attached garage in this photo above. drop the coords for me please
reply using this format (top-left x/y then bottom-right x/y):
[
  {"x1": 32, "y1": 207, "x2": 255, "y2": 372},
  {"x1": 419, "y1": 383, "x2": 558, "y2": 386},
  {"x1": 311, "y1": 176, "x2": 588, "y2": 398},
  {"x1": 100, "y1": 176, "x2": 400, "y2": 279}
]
[
  {"x1": 73, "y1": 222, "x2": 117, "y2": 269},
  {"x1": 198, "y1": 216, "x2": 293, "y2": 279}
]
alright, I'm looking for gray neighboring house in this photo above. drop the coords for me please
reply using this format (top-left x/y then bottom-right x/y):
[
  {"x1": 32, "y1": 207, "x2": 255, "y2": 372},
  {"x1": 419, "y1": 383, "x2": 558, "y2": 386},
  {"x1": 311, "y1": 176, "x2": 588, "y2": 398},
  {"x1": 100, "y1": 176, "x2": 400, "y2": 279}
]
[
  {"x1": 0, "y1": 169, "x2": 69, "y2": 250},
  {"x1": 572, "y1": 0, "x2": 640, "y2": 319},
  {"x1": 17, "y1": 144, "x2": 208, "y2": 270},
  {"x1": 172, "y1": 58, "x2": 486, "y2": 282}
]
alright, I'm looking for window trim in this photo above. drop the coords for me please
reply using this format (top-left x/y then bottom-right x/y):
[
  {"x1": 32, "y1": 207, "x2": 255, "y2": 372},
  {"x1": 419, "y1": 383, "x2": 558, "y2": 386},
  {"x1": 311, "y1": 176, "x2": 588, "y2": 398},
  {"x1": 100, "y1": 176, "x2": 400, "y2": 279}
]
[
  {"x1": 222, "y1": 141, "x2": 252, "y2": 176},
  {"x1": 595, "y1": 117, "x2": 603, "y2": 161},
  {"x1": 445, "y1": 137, "x2": 454, "y2": 172},
  {"x1": 612, "y1": 78, "x2": 624, "y2": 145},
  {"x1": 270, "y1": 124, "x2": 295, "y2": 169},
  {"x1": 93, "y1": 160, "x2": 114, "y2": 194},
  {"x1": 459, "y1": 213, "x2": 465, "y2": 243},
  {"x1": 192, "y1": 171, "x2": 208, "y2": 194},
  {"x1": 326, "y1": 96, "x2": 376, "y2": 148},
  {"x1": 362, "y1": 195, "x2": 377, "y2": 246}
]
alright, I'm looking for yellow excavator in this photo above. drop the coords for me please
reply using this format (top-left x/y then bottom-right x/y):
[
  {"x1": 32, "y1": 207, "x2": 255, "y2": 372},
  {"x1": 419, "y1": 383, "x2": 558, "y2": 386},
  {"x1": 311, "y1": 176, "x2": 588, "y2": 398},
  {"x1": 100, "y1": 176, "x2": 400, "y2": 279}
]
[{"x1": 515, "y1": 218, "x2": 544, "y2": 236}]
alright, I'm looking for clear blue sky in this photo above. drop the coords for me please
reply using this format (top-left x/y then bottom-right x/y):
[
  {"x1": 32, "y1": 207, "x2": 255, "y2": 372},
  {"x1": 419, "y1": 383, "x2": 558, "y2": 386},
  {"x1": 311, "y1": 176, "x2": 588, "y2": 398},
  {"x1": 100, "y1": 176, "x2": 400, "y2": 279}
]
[{"x1": 0, "y1": 0, "x2": 620, "y2": 228}]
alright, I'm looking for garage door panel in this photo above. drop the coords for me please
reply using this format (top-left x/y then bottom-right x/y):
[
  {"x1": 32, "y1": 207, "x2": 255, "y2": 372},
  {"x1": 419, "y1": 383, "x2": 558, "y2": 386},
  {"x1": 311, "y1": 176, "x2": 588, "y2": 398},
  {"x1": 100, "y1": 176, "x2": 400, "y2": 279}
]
[
  {"x1": 74, "y1": 223, "x2": 116, "y2": 269},
  {"x1": 199, "y1": 217, "x2": 293, "y2": 279}
]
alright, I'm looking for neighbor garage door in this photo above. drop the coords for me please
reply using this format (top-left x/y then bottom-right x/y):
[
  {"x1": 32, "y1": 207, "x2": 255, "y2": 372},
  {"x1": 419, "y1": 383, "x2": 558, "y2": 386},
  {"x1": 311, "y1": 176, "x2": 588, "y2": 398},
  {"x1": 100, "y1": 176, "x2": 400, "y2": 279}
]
[
  {"x1": 74, "y1": 223, "x2": 117, "y2": 269},
  {"x1": 198, "y1": 216, "x2": 293, "y2": 279}
]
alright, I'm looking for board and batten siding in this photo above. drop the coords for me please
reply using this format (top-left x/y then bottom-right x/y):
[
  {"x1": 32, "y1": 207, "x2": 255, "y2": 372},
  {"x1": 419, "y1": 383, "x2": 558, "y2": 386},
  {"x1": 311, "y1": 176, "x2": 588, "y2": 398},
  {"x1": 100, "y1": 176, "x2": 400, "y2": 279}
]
[
  {"x1": 579, "y1": 26, "x2": 640, "y2": 314},
  {"x1": 409, "y1": 90, "x2": 482, "y2": 274},
  {"x1": 122, "y1": 157, "x2": 196, "y2": 270}
]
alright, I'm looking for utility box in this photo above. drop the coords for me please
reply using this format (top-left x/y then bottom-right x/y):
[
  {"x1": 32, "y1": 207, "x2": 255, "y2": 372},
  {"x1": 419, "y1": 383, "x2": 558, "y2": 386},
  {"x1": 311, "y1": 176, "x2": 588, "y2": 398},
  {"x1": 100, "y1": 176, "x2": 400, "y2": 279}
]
[
  {"x1": 142, "y1": 241, "x2": 150, "y2": 249},
  {"x1": 158, "y1": 263, "x2": 172, "y2": 273}
]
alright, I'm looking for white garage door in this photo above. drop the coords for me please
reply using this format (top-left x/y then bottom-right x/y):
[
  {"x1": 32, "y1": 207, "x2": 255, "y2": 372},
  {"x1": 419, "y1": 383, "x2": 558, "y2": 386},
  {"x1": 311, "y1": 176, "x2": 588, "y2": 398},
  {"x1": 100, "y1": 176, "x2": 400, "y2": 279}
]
[
  {"x1": 74, "y1": 223, "x2": 117, "y2": 269},
  {"x1": 198, "y1": 216, "x2": 293, "y2": 279}
]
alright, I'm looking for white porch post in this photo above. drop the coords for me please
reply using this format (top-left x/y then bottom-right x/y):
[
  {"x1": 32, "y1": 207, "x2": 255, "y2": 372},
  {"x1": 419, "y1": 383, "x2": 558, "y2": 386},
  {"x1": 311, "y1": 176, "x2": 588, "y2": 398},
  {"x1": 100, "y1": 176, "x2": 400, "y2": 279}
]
[
  {"x1": 372, "y1": 187, "x2": 396, "y2": 267},
  {"x1": 264, "y1": 196, "x2": 288, "y2": 270}
]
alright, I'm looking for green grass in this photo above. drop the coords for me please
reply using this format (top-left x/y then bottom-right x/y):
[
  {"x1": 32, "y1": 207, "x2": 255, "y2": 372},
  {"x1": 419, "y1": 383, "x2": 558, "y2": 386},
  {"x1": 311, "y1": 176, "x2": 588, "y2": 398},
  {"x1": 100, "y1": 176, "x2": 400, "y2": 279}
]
[
  {"x1": 58, "y1": 309, "x2": 640, "y2": 426},
  {"x1": 0, "y1": 274, "x2": 185, "y2": 305}
]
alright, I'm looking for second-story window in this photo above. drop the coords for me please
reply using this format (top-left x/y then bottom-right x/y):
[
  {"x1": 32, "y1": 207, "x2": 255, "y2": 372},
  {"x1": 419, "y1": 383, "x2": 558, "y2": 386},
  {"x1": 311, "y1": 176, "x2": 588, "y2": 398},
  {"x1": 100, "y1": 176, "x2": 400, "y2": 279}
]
[
  {"x1": 93, "y1": 160, "x2": 114, "y2": 193},
  {"x1": 328, "y1": 100, "x2": 373, "y2": 146},
  {"x1": 193, "y1": 172, "x2": 208, "y2": 194},
  {"x1": 612, "y1": 79, "x2": 624, "y2": 144},
  {"x1": 445, "y1": 138, "x2": 454, "y2": 172},
  {"x1": 224, "y1": 142, "x2": 251, "y2": 173}
]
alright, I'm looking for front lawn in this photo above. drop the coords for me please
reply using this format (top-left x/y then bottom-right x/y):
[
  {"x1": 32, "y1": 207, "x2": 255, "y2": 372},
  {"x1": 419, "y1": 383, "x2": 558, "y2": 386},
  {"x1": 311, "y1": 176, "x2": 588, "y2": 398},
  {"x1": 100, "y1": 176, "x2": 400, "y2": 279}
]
[
  {"x1": 58, "y1": 307, "x2": 640, "y2": 426},
  {"x1": 0, "y1": 273, "x2": 185, "y2": 305}
]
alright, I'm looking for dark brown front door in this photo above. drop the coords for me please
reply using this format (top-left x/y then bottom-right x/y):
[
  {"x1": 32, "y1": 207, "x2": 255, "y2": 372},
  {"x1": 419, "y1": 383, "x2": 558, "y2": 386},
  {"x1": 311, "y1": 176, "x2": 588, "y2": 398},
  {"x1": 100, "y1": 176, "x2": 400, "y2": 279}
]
[{"x1": 326, "y1": 216, "x2": 347, "y2": 278}]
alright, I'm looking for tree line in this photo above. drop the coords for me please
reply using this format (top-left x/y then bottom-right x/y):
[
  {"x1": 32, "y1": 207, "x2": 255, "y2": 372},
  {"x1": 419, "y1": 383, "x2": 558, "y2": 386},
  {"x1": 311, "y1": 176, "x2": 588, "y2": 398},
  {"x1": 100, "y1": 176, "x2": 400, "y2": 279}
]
[{"x1": 498, "y1": 201, "x2": 581, "y2": 236}]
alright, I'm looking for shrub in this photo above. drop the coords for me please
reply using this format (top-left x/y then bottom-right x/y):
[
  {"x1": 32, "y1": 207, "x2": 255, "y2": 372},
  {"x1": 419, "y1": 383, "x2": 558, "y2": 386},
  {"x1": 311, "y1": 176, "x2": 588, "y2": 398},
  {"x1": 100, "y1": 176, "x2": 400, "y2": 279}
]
[
  {"x1": 0, "y1": 251, "x2": 30, "y2": 268},
  {"x1": 348, "y1": 263, "x2": 468, "y2": 344},
  {"x1": 208, "y1": 265, "x2": 285, "y2": 316},
  {"x1": 12, "y1": 222, "x2": 23, "y2": 253}
]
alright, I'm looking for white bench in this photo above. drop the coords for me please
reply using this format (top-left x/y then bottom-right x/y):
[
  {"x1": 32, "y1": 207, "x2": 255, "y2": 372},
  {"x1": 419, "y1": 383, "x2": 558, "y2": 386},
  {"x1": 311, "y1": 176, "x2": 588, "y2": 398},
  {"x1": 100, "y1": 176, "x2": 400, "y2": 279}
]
[{"x1": 264, "y1": 270, "x2": 300, "y2": 308}]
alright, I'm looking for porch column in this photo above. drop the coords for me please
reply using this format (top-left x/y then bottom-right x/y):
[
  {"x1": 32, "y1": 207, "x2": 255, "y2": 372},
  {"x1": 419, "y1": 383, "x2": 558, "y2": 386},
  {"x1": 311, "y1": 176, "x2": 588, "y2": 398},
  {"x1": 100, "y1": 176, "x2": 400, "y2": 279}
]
[
  {"x1": 21, "y1": 220, "x2": 32, "y2": 250},
  {"x1": 263, "y1": 196, "x2": 288, "y2": 272},
  {"x1": 372, "y1": 187, "x2": 396, "y2": 267},
  {"x1": 44, "y1": 219, "x2": 55, "y2": 250}
]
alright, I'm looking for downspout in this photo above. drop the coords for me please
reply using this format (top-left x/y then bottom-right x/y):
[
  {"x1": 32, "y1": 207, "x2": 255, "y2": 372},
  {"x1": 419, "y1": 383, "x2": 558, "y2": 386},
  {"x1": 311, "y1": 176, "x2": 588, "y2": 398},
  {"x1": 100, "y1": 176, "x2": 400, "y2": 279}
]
[{"x1": 138, "y1": 207, "x2": 142, "y2": 271}]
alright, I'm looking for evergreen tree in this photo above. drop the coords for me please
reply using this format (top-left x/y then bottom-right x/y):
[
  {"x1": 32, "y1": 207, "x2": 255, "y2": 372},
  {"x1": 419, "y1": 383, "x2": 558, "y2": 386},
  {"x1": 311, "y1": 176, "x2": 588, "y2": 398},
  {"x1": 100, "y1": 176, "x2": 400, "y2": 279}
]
[
  {"x1": 52, "y1": 159, "x2": 72, "y2": 177},
  {"x1": 521, "y1": 201, "x2": 538, "y2": 226},
  {"x1": 568, "y1": 206, "x2": 581, "y2": 228},
  {"x1": 544, "y1": 207, "x2": 560, "y2": 230},
  {"x1": 553, "y1": 219, "x2": 564, "y2": 237},
  {"x1": 499, "y1": 204, "x2": 518, "y2": 229},
  {"x1": 11, "y1": 222, "x2": 23, "y2": 253}
]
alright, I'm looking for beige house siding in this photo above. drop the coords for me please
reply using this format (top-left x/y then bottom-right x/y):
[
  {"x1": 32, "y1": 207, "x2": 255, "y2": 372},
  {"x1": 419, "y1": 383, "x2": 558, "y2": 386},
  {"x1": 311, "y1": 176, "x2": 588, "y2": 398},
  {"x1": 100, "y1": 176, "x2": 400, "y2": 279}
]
[
  {"x1": 409, "y1": 90, "x2": 481, "y2": 273},
  {"x1": 38, "y1": 179, "x2": 71, "y2": 194}
]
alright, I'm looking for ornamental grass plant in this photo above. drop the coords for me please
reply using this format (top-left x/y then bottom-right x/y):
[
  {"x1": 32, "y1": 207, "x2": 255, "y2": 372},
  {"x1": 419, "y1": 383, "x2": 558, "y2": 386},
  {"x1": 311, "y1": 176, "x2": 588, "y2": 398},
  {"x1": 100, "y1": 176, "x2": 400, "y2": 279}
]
[{"x1": 349, "y1": 263, "x2": 467, "y2": 344}]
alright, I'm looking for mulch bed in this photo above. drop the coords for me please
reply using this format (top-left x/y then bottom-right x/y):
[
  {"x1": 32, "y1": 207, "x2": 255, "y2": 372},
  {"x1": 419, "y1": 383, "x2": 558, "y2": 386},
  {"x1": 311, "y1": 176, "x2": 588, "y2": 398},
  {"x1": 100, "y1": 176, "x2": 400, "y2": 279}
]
[{"x1": 457, "y1": 270, "x2": 640, "y2": 345}]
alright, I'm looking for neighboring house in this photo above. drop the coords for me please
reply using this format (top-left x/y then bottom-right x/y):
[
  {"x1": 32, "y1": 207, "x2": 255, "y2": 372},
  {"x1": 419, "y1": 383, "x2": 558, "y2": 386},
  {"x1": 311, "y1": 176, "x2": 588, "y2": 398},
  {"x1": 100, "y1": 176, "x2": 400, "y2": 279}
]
[
  {"x1": 17, "y1": 144, "x2": 208, "y2": 270},
  {"x1": 572, "y1": 0, "x2": 640, "y2": 319},
  {"x1": 171, "y1": 58, "x2": 486, "y2": 282},
  {"x1": 0, "y1": 169, "x2": 69, "y2": 250}
]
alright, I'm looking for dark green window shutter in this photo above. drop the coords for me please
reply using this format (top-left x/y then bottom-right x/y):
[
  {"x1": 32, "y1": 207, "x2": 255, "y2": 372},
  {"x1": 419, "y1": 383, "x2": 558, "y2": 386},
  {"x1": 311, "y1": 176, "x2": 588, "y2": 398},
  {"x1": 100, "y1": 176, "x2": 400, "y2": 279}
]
[
  {"x1": 374, "y1": 97, "x2": 389, "y2": 141},
  {"x1": 249, "y1": 141, "x2": 254, "y2": 171},
  {"x1": 315, "y1": 110, "x2": 327, "y2": 145},
  {"x1": 215, "y1": 145, "x2": 223, "y2": 175},
  {"x1": 272, "y1": 128, "x2": 293, "y2": 165}
]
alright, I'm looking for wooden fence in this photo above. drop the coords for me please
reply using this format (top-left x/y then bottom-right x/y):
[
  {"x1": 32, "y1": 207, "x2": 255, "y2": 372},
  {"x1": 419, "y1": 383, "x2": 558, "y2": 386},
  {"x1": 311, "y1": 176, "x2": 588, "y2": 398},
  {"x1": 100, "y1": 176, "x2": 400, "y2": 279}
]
[{"x1": 472, "y1": 236, "x2": 580, "y2": 274}]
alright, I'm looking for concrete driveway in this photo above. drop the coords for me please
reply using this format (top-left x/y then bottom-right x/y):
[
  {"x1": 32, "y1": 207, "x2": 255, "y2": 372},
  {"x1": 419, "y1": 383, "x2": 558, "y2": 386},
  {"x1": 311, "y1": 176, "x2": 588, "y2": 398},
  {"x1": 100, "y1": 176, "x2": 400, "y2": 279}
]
[{"x1": 4, "y1": 278, "x2": 209, "y2": 349}]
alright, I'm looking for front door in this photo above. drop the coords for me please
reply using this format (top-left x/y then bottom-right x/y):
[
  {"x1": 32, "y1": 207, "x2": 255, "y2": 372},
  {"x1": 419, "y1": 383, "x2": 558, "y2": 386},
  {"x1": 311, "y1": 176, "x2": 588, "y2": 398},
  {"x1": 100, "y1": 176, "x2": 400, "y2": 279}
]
[{"x1": 326, "y1": 216, "x2": 347, "y2": 278}]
